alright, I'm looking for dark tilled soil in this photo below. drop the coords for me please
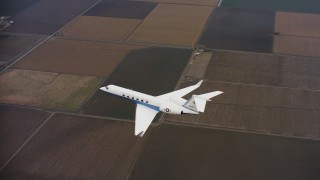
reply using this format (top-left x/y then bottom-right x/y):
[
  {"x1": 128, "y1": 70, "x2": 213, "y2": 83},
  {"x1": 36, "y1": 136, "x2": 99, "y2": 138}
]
[
  {"x1": 0, "y1": 105, "x2": 50, "y2": 166},
  {"x1": 85, "y1": 1, "x2": 157, "y2": 19},
  {"x1": 198, "y1": 7, "x2": 275, "y2": 53},
  {"x1": 129, "y1": 124, "x2": 320, "y2": 180}
]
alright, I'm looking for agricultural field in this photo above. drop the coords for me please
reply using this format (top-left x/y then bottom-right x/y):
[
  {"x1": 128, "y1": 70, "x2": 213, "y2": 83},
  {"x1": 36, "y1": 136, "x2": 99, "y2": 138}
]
[
  {"x1": 190, "y1": 81, "x2": 320, "y2": 110},
  {"x1": 0, "y1": 114, "x2": 146, "y2": 179},
  {"x1": 128, "y1": 3, "x2": 213, "y2": 46},
  {"x1": 60, "y1": 16, "x2": 141, "y2": 41},
  {"x1": 0, "y1": 0, "x2": 40, "y2": 16},
  {"x1": 273, "y1": 35, "x2": 320, "y2": 57},
  {"x1": 0, "y1": 34, "x2": 44, "y2": 70},
  {"x1": 0, "y1": 106, "x2": 51, "y2": 166},
  {"x1": 275, "y1": 12, "x2": 320, "y2": 38},
  {"x1": 221, "y1": 0, "x2": 320, "y2": 14},
  {"x1": 14, "y1": 38, "x2": 146, "y2": 76},
  {"x1": 0, "y1": 69, "x2": 102, "y2": 111},
  {"x1": 82, "y1": 47, "x2": 192, "y2": 119},
  {"x1": 130, "y1": 124, "x2": 320, "y2": 179},
  {"x1": 84, "y1": 0, "x2": 157, "y2": 19},
  {"x1": 4, "y1": 0, "x2": 98, "y2": 35},
  {"x1": 206, "y1": 51, "x2": 320, "y2": 90},
  {"x1": 132, "y1": 0, "x2": 219, "y2": 6},
  {"x1": 198, "y1": 7, "x2": 275, "y2": 53},
  {"x1": 209, "y1": 50, "x2": 320, "y2": 75}
]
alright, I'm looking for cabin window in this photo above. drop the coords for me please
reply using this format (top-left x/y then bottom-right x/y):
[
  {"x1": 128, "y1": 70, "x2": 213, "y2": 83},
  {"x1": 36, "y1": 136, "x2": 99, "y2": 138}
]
[
  {"x1": 137, "y1": 99, "x2": 139, "y2": 101},
  {"x1": 141, "y1": 100, "x2": 144, "y2": 102},
  {"x1": 127, "y1": 96, "x2": 129, "y2": 98},
  {"x1": 146, "y1": 101, "x2": 149, "y2": 103},
  {"x1": 122, "y1": 94, "x2": 125, "y2": 97},
  {"x1": 132, "y1": 97, "x2": 134, "y2": 100}
]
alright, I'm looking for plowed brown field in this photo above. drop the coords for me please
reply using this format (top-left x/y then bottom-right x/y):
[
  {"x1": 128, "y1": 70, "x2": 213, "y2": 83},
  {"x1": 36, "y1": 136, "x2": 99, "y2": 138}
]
[
  {"x1": 132, "y1": 0, "x2": 219, "y2": 6},
  {"x1": 0, "y1": 114, "x2": 146, "y2": 179},
  {"x1": 60, "y1": 16, "x2": 142, "y2": 41},
  {"x1": 14, "y1": 38, "x2": 146, "y2": 76},
  {"x1": 275, "y1": 11, "x2": 320, "y2": 37},
  {"x1": 166, "y1": 80, "x2": 320, "y2": 138},
  {"x1": 0, "y1": 106, "x2": 50, "y2": 166},
  {"x1": 128, "y1": 4, "x2": 213, "y2": 46},
  {"x1": 0, "y1": 69, "x2": 102, "y2": 111},
  {"x1": 273, "y1": 35, "x2": 320, "y2": 57}
]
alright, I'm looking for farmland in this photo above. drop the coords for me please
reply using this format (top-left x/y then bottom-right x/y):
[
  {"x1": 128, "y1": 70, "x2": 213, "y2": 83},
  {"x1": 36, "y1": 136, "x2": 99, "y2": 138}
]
[
  {"x1": 221, "y1": 0, "x2": 320, "y2": 14},
  {"x1": 129, "y1": 124, "x2": 320, "y2": 180},
  {"x1": 0, "y1": 114, "x2": 145, "y2": 179},
  {"x1": 132, "y1": 0, "x2": 219, "y2": 6},
  {"x1": 4, "y1": 0, "x2": 98, "y2": 35},
  {"x1": 14, "y1": 38, "x2": 146, "y2": 76},
  {"x1": 198, "y1": 7, "x2": 275, "y2": 53},
  {"x1": 83, "y1": 47, "x2": 192, "y2": 119},
  {"x1": 273, "y1": 35, "x2": 320, "y2": 57},
  {"x1": 1, "y1": 0, "x2": 320, "y2": 179},
  {"x1": 0, "y1": 69, "x2": 102, "y2": 111},
  {"x1": 84, "y1": 0, "x2": 157, "y2": 19},
  {"x1": 60, "y1": 16, "x2": 142, "y2": 41},
  {"x1": 0, "y1": 106, "x2": 50, "y2": 166},
  {"x1": 206, "y1": 51, "x2": 320, "y2": 89},
  {"x1": 275, "y1": 12, "x2": 320, "y2": 38},
  {"x1": 0, "y1": 34, "x2": 44, "y2": 69},
  {"x1": 128, "y1": 3, "x2": 213, "y2": 46}
]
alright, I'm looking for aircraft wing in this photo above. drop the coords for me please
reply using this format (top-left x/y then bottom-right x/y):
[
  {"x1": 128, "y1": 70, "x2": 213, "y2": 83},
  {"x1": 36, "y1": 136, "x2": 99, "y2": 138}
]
[
  {"x1": 157, "y1": 80, "x2": 203, "y2": 100},
  {"x1": 135, "y1": 104, "x2": 159, "y2": 137}
]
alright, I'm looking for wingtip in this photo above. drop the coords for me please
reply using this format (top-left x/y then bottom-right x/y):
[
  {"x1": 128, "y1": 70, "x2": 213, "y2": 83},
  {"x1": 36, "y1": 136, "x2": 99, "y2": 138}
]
[
  {"x1": 196, "y1": 80, "x2": 203, "y2": 86},
  {"x1": 135, "y1": 131, "x2": 144, "y2": 137}
]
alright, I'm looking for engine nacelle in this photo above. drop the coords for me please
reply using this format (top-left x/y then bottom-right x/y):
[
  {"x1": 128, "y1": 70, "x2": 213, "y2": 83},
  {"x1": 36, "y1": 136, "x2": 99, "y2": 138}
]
[{"x1": 159, "y1": 103, "x2": 182, "y2": 114}]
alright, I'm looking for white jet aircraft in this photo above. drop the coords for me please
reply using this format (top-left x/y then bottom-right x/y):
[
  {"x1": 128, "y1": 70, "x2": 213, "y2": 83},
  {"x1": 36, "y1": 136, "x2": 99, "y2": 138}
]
[{"x1": 100, "y1": 80, "x2": 223, "y2": 137}]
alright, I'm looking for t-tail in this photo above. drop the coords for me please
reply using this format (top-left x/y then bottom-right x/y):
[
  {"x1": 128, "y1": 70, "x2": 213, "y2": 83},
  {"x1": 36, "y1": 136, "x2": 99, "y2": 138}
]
[{"x1": 183, "y1": 91, "x2": 223, "y2": 112}]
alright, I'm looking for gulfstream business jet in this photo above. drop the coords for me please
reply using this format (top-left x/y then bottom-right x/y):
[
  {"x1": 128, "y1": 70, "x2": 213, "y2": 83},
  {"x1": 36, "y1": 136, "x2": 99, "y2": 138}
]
[{"x1": 100, "y1": 80, "x2": 223, "y2": 137}]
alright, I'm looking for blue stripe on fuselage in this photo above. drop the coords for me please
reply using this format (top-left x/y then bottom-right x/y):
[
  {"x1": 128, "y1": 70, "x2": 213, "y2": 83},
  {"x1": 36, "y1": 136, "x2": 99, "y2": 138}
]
[
  {"x1": 134, "y1": 101, "x2": 160, "y2": 112},
  {"x1": 102, "y1": 90, "x2": 160, "y2": 112}
]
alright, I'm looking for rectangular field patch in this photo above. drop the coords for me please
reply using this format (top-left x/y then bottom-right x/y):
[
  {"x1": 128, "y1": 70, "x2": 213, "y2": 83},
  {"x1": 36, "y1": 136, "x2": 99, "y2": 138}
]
[
  {"x1": 14, "y1": 38, "x2": 146, "y2": 76},
  {"x1": 128, "y1": 4, "x2": 213, "y2": 46},
  {"x1": 221, "y1": 0, "x2": 320, "y2": 14},
  {"x1": 0, "y1": 69, "x2": 102, "y2": 111},
  {"x1": 0, "y1": 34, "x2": 44, "y2": 67},
  {"x1": 198, "y1": 7, "x2": 275, "y2": 53},
  {"x1": 130, "y1": 124, "x2": 320, "y2": 179},
  {"x1": 84, "y1": 1, "x2": 157, "y2": 19},
  {"x1": 4, "y1": 0, "x2": 98, "y2": 35},
  {"x1": 131, "y1": 0, "x2": 219, "y2": 6},
  {"x1": 275, "y1": 11, "x2": 320, "y2": 38},
  {"x1": 0, "y1": 105, "x2": 50, "y2": 166},
  {"x1": 60, "y1": 16, "x2": 142, "y2": 41},
  {"x1": 0, "y1": 114, "x2": 146, "y2": 179},
  {"x1": 206, "y1": 51, "x2": 320, "y2": 90},
  {"x1": 273, "y1": 35, "x2": 320, "y2": 57}
]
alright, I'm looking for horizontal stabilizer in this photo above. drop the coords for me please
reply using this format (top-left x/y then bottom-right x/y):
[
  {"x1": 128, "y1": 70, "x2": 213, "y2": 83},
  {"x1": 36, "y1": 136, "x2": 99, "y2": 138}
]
[
  {"x1": 198, "y1": 91, "x2": 223, "y2": 101},
  {"x1": 184, "y1": 91, "x2": 223, "y2": 113},
  {"x1": 196, "y1": 91, "x2": 223, "y2": 112}
]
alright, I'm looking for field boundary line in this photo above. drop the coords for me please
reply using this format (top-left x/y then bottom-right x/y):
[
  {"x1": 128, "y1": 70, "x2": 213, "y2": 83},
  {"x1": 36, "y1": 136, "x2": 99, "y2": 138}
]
[
  {"x1": 0, "y1": 112, "x2": 55, "y2": 172},
  {"x1": 205, "y1": 79, "x2": 320, "y2": 92},
  {"x1": 0, "y1": 0, "x2": 102, "y2": 74},
  {"x1": 165, "y1": 121, "x2": 320, "y2": 141}
]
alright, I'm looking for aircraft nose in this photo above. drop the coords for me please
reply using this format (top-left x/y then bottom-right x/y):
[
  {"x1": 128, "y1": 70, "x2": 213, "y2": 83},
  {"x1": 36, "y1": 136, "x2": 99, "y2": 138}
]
[{"x1": 100, "y1": 87, "x2": 108, "y2": 92}]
